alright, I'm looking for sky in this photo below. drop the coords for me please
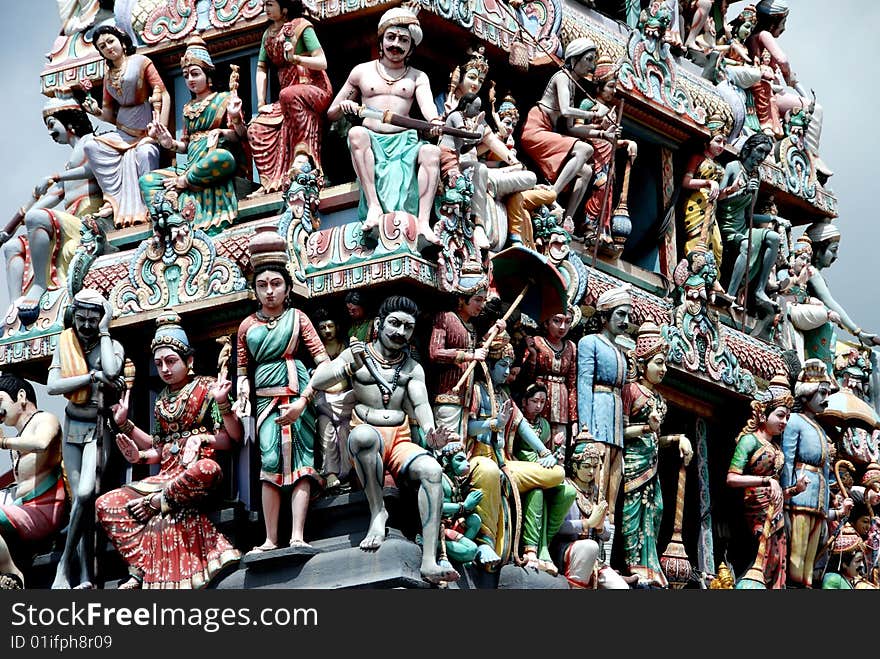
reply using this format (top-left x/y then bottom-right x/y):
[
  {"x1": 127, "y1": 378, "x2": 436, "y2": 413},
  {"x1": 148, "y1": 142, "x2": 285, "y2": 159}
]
[{"x1": 0, "y1": 0, "x2": 877, "y2": 380}]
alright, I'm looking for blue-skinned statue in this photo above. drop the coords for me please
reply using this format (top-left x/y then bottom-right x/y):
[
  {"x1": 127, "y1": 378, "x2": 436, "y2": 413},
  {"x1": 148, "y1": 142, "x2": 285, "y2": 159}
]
[
  {"x1": 576, "y1": 285, "x2": 632, "y2": 550},
  {"x1": 464, "y1": 331, "x2": 571, "y2": 573}
]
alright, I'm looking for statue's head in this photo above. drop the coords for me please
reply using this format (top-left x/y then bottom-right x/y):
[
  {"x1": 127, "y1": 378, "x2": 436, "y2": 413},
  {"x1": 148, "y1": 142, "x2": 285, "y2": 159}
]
[
  {"x1": 563, "y1": 38, "x2": 598, "y2": 77},
  {"x1": 486, "y1": 331, "x2": 515, "y2": 386},
  {"x1": 69, "y1": 288, "x2": 108, "y2": 344},
  {"x1": 377, "y1": 7, "x2": 422, "y2": 63},
  {"x1": 521, "y1": 383, "x2": 548, "y2": 421},
  {"x1": 744, "y1": 371, "x2": 794, "y2": 438},
  {"x1": 312, "y1": 308, "x2": 338, "y2": 344},
  {"x1": 544, "y1": 309, "x2": 573, "y2": 342},
  {"x1": 570, "y1": 441, "x2": 603, "y2": 483},
  {"x1": 828, "y1": 523, "x2": 867, "y2": 580},
  {"x1": 93, "y1": 25, "x2": 136, "y2": 62},
  {"x1": 43, "y1": 90, "x2": 93, "y2": 142},
  {"x1": 345, "y1": 291, "x2": 367, "y2": 322},
  {"x1": 248, "y1": 228, "x2": 292, "y2": 313},
  {"x1": 633, "y1": 322, "x2": 669, "y2": 386},
  {"x1": 496, "y1": 95, "x2": 520, "y2": 140},
  {"x1": 739, "y1": 133, "x2": 774, "y2": 172},
  {"x1": 438, "y1": 441, "x2": 471, "y2": 478},
  {"x1": 456, "y1": 46, "x2": 489, "y2": 98},
  {"x1": 375, "y1": 296, "x2": 419, "y2": 352},
  {"x1": 180, "y1": 36, "x2": 216, "y2": 95},
  {"x1": 756, "y1": 0, "x2": 789, "y2": 37},
  {"x1": 731, "y1": 5, "x2": 758, "y2": 42},
  {"x1": 595, "y1": 285, "x2": 632, "y2": 338},
  {"x1": 805, "y1": 220, "x2": 841, "y2": 270},
  {"x1": 284, "y1": 145, "x2": 323, "y2": 230},
  {"x1": 593, "y1": 56, "x2": 619, "y2": 100},
  {"x1": 264, "y1": 0, "x2": 303, "y2": 22},
  {"x1": 456, "y1": 285, "x2": 489, "y2": 321},
  {"x1": 793, "y1": 358, "x2": 836, "y2": 415},
  {"x1": 0, "y1": 374, "x2": 37, "y2": 428},
  {"x1": 705, "y1": 114, "x2": 729, "y2": 155},
  {"x1": 151, "y1": 309, "x2": 194, "y2": 388}
]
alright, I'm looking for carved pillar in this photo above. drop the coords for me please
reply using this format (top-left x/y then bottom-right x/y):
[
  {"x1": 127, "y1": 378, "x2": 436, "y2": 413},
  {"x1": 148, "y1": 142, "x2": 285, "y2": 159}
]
[{"x1": 694, "y1": 416, "x2": 714, "y2": 574}]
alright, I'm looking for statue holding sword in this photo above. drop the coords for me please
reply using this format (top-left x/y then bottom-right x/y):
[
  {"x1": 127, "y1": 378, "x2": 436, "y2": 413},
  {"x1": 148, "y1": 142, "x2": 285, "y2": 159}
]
[{"x1": 327, "y1": 7, "x2": 479, "y2": 248}]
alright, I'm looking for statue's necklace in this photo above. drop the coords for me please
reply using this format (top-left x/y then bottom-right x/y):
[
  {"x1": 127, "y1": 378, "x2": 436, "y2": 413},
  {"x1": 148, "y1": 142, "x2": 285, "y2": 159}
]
[
  {"x1": 364, "y1": 344, "x2": 405, "y2": 407},
  {"x1": 375, "y1": 61, "x2": 409, "y2": 85},
  {"x1": 256, "y1": 308, "x2": 285, "y2": 330}
]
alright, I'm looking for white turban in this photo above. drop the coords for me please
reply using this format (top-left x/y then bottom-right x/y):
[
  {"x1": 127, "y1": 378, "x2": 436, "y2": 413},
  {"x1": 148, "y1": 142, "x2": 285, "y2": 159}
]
[
  {"x1": 564, "y1": 37, "x2": 597, "y2": 62},
  {"x1": 377, "y1": 7, "x2": 423, "y2": 47},
  {"x1": 596, "y1": 284, "x2": 632, "y2": 312},
  {"x1": 804, "y1": 220, "x2": 840, "y2": 245}
]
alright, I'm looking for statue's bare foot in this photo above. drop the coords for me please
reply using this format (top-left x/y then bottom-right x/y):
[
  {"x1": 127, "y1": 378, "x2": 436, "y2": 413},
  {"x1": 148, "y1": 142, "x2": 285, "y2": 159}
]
[
  {"x1": 421, "y1": 560, "x2": 460, "y2": 585},
  {"x1": 418, "y1": 224, "x2": 441, "y2": 246},
  {"x1": 51, "y1": 570, "x2": 72, "y2": 590},
  {"x1": 17, "y1": 286, "x2": 45, "y2": 325},
  {"x1": 361, "y1": 205, "x2": 383, "y2": 235},
  {"x1": 474, "y1": 543, "x2": 501, "y2": 568},
  {"x1": 359, "y1": 509, "x2": 388, "y2": 550}
]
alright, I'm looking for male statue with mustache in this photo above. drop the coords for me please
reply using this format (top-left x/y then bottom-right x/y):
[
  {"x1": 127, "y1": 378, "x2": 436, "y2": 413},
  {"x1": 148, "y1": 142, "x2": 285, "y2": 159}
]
[
  {"x1": 327, "y1": 7, "x2": 443, "y2": 247},
  {"x1": 47, "y1": 288, "x2": 124, "y2": 589},
  {"x1": 291, "y1": 296, "x2": 460, "y2": 585},
  {"x1": 782, "y1": 358, "x2": 852, "y2": 588}
]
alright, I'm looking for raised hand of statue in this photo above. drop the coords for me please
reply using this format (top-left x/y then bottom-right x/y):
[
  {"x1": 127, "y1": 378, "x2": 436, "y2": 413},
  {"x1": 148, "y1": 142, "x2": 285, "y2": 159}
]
[
  {"x1": 463, "y1": 489, "x2": 483, "y2": 512},
  {"x1": 585, "y1": 500, "x2": 608, "y2": 529},
  {"x1": 497, "y1": 398, "x2": 513, "y2": 430},
  {"x1": 793, "y1": 474, "x2": 809, "y2": 494},
  {"x1": 746, "y1": 177, "x2": 760, "y2": 195},
  {"x1": 115, "y1": 432, "x2": 140, "y2": 464},
  {"x1": 678, "y1": 435, "x2": 694, "y2": 466},
  {"x1": 210, "y1": 373, "x2": 233, "y2": 403},
  {"x1": 112, "y1": 389, "x2": 131, "y2": 428},
  {"x1": 595, "y1": 104, "x2": 611, "y2": 119},
  {"x1": 425, "y1": 426, "x2": 455, "y2": 451},
  {"x1": 233, "y1": 375, "x2": 251, "y2": 418},
  {"x1": 81, "y1": 95, "x2": 100, "y2": 117},
  {"x1": 840, "y1": 497, "x2": 854, "y2": 517},
  {"x1": 99, "y1": 299, "x2": 113, "y2": 332},
  {"x1": 349, "y1": 338, "x2": 367, "y2": 370},
  {"x1": 227, "y1": 95, "x2": 244, "y2": 125},
  {"x1": 150, "y1": 121, "x2": 176, "y2": 151},
  {"x1": 626, "y1": 140, "x2": 638, "y2": 161}
]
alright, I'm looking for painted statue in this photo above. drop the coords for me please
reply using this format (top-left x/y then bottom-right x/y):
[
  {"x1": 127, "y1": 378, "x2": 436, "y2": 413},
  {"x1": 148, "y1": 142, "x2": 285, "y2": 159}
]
[
  {"x1": 466, "y1": 332, "x2": 570, "y2": 574},
  {"x1": 142, "y1": 37, "x2": 247, "y2": 233},
  {"x1": 96, "y1": 310, "x2": 242, "y2": 589},
  {"x1": 312, "y1": 308, "x2": 354, "y2": 490},
  {"x1": 247, "y1": 0, "x2": 333, "y2": 194},
  {"x1": 802, "y1": 220, "x2": 880, "y2": 373},
  {"x1": 0, "y1": 376, "x2": 66, "y2": 589},
  {"x1": 304, "y1": 296, "x2": 461, "y2": 585},
  {"x1": 782, "y1": 359, "x2": 850, "y2": 587},
  {"x1": 1, "y1": 93, "x2": 105, "y2": 325},
  {"x1": 82, "y1": 25, "x2": 170, "y2": 228},
  {"x1": 344, "y1": 291, "x2": 373, "y2": 343},
  {"x1": 821, "y1": 523, "x2": 871, "y2": 589},
  {"x1": 622, "y1": 322, "x2": 693, "y2": 587},
  {"x1": 435, "y1": 46, "x2": 489, "y2": 117},
  {"x1": 576, "y1": 285, "x2": 632, "y2": 544},
  {"x1": 436, "y1": 440, "x2": 483, "y2": 566},
  {"x1": 429, "y1": 280, "x2": 503, "y2": 440},
  {"x1": 775, "y1": 235, "x2": 841, "y2": 363},
  {"x1": 717, "y1": 133, "x2": 779, "y2": 312},
  {"x1": 47, "y1": 289, "x2": 124, "y2": 589},
  {"x1": 553, "y1": 441, "x2": 630, "y2": 589},
  {"x1": 681, "y1": 116, "x2": 730, "y2": 284},
  {"x1": 683, "y1": 0, "x2": 727, "y2": 53},
  {"x1": 326, "y1": 7, "x2": 442, "y2": 246},
  {"x1": 521, "y1": 308, "x2": 578, "y2": 452},
  {"x1": 519, "y1": 384, "x2": 560, "y2": 461},
  {"x1": 579, "y1": 56, "x2": 638, "y2": 243},
  {"x1": 520, "y1": 37, "x2": 612, "y2": 221},
  {"x1": 236, "y1": 229, "x2": 326, "y2": 553},
  {"x1": 726, "y1": 372, "x2": 804, "y2": 589}
]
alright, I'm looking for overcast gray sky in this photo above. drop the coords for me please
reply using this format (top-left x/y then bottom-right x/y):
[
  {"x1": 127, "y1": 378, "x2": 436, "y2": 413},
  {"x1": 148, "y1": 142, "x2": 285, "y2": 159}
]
[{"x1": 1, "y1": 0, "x2": 877, "y2": 363}]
